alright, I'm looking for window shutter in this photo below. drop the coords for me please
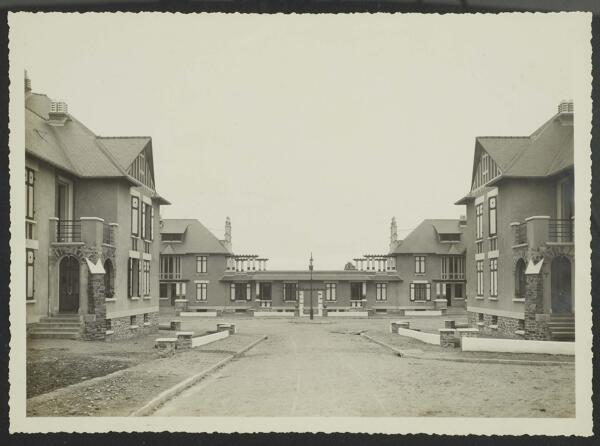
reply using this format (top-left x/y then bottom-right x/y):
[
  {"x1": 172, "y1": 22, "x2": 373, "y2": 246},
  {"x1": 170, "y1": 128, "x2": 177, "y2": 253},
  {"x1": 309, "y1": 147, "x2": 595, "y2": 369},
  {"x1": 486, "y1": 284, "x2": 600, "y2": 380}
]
[
  {"x1": 230, "y1": 284, "x2": 236, "y2": 301},
  {"x1": 283, "y1": 284, "x2": 286, "y2": 301},
  {"x1": 256, "y1": 282, "x2": 260, "y2": 298},
  {"x1": 127, "y1": 258, "x2": 132, "y2": 297},
  {"x1": 150, "y1": 206, "x2": 154, "y2": 241},
  {"x1": 410, "y1": 283, "x2": 415, "y2": 301},
  {"x1": 426, "y1": 283, "x2": 431, "y2": 301},
  {"x1": 246, "y1": 283, "x2": 252, "y2": 301}
]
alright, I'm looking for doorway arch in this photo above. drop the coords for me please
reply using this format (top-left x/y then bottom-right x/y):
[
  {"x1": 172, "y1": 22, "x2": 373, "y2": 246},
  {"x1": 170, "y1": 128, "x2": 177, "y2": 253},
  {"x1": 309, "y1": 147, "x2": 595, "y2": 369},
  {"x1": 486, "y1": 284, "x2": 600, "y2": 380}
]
[{"x1": 551, "y1": 256, "x2": 572, "y2": 314}]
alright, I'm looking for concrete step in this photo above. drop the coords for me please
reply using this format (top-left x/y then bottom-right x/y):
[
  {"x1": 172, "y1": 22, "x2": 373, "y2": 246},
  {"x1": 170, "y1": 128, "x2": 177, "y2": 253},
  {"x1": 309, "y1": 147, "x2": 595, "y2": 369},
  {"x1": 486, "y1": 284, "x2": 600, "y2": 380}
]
[
  {"x1": 31, "y1": 326, "x2": 80, "y2": 333},
  {"x1": 30, "y1": 331, "x2": 79, "y2": 340},
  {"x1": 35, "y1": 322, "x2": 81, "y2": 329},
  {"x1": 550, "y1": 333, "x2": 575, "y2": 341},
  {"x1": 39, "y1": 316, "x2": 80, "y2": 323}
]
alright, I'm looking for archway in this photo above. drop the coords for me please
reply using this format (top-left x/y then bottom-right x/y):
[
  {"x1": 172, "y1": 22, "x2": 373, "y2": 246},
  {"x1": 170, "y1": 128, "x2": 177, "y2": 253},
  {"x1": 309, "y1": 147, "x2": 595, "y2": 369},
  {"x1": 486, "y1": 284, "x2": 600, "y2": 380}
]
[
  {"x1": 551, "y1": 256, "x2": 572, "y2": 314},
  {"x1": 59, "y1": 255, "x2": 80, "y2": 313}
]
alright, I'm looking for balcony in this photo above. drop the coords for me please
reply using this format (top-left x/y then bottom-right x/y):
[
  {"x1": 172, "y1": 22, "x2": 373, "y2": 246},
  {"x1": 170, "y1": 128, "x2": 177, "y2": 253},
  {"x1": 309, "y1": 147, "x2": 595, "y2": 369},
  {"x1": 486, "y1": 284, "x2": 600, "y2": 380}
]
[
  {"x1": 511, "y1": 216, "x2": 574, "y2": 250},
  {"x1": 441, "y1": 272, "x2": 465, "y2": 280},
  {"x1": 159, "y1": 272, "x2": 182, "y2": 280},
  {"x1": 51, "y1": 217, "x2": 117, "y2": 247},
  {"x1": 226, "y1": 255, "x2": 268, "y2": 272}
]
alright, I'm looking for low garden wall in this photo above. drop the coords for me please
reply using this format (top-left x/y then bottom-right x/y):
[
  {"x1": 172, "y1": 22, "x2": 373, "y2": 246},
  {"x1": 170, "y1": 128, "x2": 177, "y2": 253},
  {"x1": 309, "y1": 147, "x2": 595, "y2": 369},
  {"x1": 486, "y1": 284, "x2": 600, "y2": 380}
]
[
  {"x1": 461, "y1": 337, "x2": 575, "y2": 355},
  {"x1": 396, "y1": 327, "x2": 441, "y2": 345}
]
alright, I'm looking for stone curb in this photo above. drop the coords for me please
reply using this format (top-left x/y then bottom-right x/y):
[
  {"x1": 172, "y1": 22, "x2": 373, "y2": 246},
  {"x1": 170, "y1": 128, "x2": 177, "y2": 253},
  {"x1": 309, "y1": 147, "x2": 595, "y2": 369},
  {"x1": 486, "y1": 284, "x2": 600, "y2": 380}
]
[
  {"x1": 129, "y1": 335, "x2": 268, "y2": 416},
  {"x1": 360, "y1": 333, "x2": 574, "y2": 367}
]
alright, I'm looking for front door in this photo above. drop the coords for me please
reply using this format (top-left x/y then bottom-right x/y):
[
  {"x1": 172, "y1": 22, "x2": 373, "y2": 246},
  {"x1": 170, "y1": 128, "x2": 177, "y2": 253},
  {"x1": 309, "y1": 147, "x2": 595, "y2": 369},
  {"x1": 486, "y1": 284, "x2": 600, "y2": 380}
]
[
  {"x1": 59, "y1": 256, "x2": 80, "y2": 313},
  {"x1": 551, "y1": 256, "x2": 572, "y2": 314},
  {"x1": 445, "y1": 284, "x2": 452, "y2": 306}
]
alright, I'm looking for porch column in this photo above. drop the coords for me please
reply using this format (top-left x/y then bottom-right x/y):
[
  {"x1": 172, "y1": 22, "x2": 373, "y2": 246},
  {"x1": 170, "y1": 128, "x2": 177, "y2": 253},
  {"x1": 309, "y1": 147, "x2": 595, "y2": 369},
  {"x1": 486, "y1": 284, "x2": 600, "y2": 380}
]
[
  {"x1": 524, "y1": 266, "x2": 548, "y2": 340},
  {"x1": 83, "y1": 272, "x2": 106, "y2": 341}
]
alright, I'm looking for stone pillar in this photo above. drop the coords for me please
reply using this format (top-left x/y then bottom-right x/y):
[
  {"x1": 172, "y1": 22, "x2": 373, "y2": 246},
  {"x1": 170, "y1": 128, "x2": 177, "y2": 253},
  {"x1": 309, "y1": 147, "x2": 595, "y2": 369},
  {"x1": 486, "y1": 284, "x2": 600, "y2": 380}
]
[
  {"x1": 49, "y1": 217, "x2": 58, "y2": 243},
  {"x1": 444, "y1": 320, "x2": 456, "y2": 329},
  {"x1": 525, "y1": 216, "x2": 550, "y2": 249},
  {"x1": 524, "y1": 272, "x2": 546, "y2": 340},
  {"x1": 176, "y1": 331, "x2": 193, "y2": 350},
  {"x1": 439, "y1": 328, "x2": 456, "y2": 348},
  {"x1": 80, "y1": 217, "x2": 104, "y2": 247},
  {"x1": 174, "y1": 299, "x2": 188, "y2": 316},
  {"x1": 83, "y1": 272, "x2": 106, "y2": 341}
]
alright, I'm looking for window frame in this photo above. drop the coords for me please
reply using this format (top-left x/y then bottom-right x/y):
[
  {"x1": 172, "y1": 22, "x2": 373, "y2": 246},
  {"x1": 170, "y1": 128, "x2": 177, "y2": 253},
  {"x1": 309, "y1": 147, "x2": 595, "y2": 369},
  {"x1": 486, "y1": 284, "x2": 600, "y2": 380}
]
[
  {"x1": 128, "y1": 257, "x2": 140, "y2": 298},
  {"x1": 410, "y1": 282, "x2": 431, "y2": 301},
  {"x1": 415, "y1": 255, "x2": 426, "y2": 274},
  {"x1": 488, "y1": 196, "x2": 497, "y2": 237},
  {"x1": 325, "y1": 282, "x2": 337, "y2": 301},
  {"x1": 196, "y1": 255, "x2": 208, "y2": 273},
  {"x1": 26, "y1": 248, "x2": 35, "y2": 300},
  {"x1": 259, "y1": 282, "x2": 272, "y2": 300},
  {"x1": 475, "y1": 203, "x2": 484, "y2": 240},
  {"x1": 25, "y1": 167, "x2": 35, "y2": 221},
  {"x1": 131, "y1": 196, "x2": 140, "y2": 237},
  {"x1": 376, "y1": 283, "x2": 387, "y2": 301},
  {"x1": 476, "y1": 260, "x2": 484, "y2": 297},
  {"x1": 283, "y1": 282, "x2": 298, "y2": 302},
  {"x1": 196, "y1": 282, "x2": 208, "y2": 301},
  {"x1": 490, "y1": 258, "x2": 498, "y2": 297}
]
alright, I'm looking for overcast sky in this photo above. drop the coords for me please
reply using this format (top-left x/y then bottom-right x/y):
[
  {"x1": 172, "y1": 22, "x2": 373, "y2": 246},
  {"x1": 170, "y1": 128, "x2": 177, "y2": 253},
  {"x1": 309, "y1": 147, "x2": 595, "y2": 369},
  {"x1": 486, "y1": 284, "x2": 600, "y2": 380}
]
[{"x1": 15, "y1": 13, "x2": 580, "y2": 269}]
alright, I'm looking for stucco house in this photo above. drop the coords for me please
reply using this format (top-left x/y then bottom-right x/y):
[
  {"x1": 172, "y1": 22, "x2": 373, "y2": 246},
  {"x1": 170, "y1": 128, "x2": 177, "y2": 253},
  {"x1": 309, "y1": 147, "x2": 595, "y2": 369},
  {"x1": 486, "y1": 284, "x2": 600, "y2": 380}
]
[
  {"x1": 24, "y1": 73, "x2": 169, "y2": 340},
  {"x1": 456, "y1": 100, "x2": 574, "y2": 340}
]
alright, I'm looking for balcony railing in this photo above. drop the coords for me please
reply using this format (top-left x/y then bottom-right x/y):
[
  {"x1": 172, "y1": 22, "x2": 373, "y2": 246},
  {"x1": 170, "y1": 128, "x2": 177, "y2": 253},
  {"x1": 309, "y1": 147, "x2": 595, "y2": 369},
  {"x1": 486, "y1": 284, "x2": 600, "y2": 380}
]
[
  {"x1": 56, "y1": 220, "x2": 82, "y2": 243},
  {"x1": 160, "y1": 272, "x2": 182, "y2": 280},
  {"x1": 441, "y1": 272, "x2": 465, "y2": 280},
  {"x1": 549, "y1": 219, "x2": 574, "y2": 243}
]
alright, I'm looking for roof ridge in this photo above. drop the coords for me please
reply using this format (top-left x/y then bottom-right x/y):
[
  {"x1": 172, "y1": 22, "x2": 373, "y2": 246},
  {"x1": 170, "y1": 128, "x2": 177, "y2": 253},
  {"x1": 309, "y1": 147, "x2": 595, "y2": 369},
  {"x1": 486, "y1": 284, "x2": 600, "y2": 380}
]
[{"x1": 97, "y1": 135, "x2": 152, "y2": 140}]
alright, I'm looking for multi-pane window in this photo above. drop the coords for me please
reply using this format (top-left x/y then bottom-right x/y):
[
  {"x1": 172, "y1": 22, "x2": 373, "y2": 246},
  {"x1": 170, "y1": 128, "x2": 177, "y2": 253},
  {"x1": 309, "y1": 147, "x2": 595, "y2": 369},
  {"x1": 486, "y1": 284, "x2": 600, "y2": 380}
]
[
  {"x1": 143, "y1": 260, "x2": 151, "y2": 296},
  {"x1": 441, "y1": 256, "x2": 465, "y2": 280},
  {"x1": 128, "y1": 258, "x2": 140, "y2": 297},
  {"x1": 376, "y1": 283, "x2": 387, "y2": 301},
  {"x1": 26, "y1": 249, "x2": 35, "y2": 300},
  {"x1": 25, "y1": 168, "x2": 35, "y2": 239},
  {"x1": 160, "y1": 256, "x2": 181, "y2": 279},
  {"x1": 410, "y1": 283, "x2": 431, "y2": 301},
  {"x1": 476, "y1": 260, "x2": 484, "y2": 297},
  {"x1": 259, "y1": 282, "x2": 272, "y2": 300},
  {"x1": 176, "y1": 282, "x2": 187, "y2": 298},
  {"x1": 196, "y1": 282, "x2": 207, "y2": 301},
  {"x1": 196, "y1": 256, "x2": 208, "y2": 273},
  {"x1": 325, "y1": 283, "x2": 337, "y2": 301},
  {"x1": 475, "y1": 203, "x2": 483, "y2": 240},
  {"x1": 415, "y1": 256, "x2": 426, "y2": 274},
  {"x1": 488, "y1": 197, "x2": 497, "y2": 237},
  {"x1": 283, "y1": 283, "x2": 297, "y2": 301},
  {"x1": 131, "y1": 196, "x2": 139, "y2": 236},
  {"x1": 104, "y1": 259, "x2": 114, "y2": 298},
  {"x1": 490, "y1": 258, "x2": 498, "y2": 297},
  {"x1": 231, "y1": 283, "x2": 250, "y2": 301},
  {"x1": 141, "y1": 202, "x2": 153, "y2": 241}
]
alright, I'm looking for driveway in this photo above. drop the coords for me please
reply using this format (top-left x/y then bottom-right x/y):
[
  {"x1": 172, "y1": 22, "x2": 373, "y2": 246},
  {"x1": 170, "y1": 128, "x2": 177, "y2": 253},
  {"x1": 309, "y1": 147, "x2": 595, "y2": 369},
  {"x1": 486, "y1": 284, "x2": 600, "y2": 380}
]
[{"x1": 153, "y1": 317, "x2": 574, "y2": 417}]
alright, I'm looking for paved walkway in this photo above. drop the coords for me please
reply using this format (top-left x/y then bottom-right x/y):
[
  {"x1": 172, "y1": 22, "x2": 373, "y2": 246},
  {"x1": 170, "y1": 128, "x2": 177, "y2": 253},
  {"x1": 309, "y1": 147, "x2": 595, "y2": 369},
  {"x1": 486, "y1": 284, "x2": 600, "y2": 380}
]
[{"x1": 154, "y1": 319, "x2": 575, "y2": 417}]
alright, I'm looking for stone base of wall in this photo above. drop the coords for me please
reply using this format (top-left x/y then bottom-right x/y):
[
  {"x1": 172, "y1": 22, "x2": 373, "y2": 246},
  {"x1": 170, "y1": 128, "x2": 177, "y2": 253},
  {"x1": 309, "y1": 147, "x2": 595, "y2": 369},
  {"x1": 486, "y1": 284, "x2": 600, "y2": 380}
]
[
  {"x1": 468, "y1": 311, "x2": 524, "y2": 339},
  {"x1": 525, "y1": 315, "x2": 551, "y2": 340},
  {"x1": 106, "y1": 312, "x2": 159, "y2": 342}
]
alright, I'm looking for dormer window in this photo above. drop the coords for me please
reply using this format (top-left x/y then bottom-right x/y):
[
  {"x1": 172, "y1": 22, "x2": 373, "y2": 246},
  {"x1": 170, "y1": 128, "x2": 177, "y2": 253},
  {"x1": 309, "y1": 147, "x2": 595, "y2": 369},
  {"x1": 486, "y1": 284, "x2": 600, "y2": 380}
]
[
  {"x1": 439, "y1": 233, "x2": 461, "y2": 242},
  {"x1": 162, "y1": 233, "x2": 183, "y2": 242}
]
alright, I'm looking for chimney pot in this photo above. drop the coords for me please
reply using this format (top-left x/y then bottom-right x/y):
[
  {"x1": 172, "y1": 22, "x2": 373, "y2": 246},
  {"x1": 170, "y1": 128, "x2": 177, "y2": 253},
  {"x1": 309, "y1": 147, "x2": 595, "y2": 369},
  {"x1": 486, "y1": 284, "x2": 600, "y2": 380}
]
[
  {"x1": 48, "y1": 101, "x2": 70, "y2": 126},
  {"x1": 557, "y1": 100, "x2": 573, "y2": 114},
  {"x1": 24, "y1": 70, "x2": 31, "y2": 93}
]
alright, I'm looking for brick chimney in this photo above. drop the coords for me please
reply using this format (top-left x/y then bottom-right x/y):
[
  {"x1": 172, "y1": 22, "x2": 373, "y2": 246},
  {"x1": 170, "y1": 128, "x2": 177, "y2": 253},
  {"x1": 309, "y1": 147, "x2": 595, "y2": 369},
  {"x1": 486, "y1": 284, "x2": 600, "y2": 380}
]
[
  {"x1": 459, "y1": 215, "x2": 467, "y2": 227},
  {"x1": 48, "y1": 101, "x2": 70, "y2": 126},
  {"x1": 557, "y1": 99, "x2": 573, "y2": 125},
  {"x1": 222, "y1": 217, "x2": 232, "y2": 252},
  {"x1": 389, "y1": 217, "x2": 398, "y2": 252}
]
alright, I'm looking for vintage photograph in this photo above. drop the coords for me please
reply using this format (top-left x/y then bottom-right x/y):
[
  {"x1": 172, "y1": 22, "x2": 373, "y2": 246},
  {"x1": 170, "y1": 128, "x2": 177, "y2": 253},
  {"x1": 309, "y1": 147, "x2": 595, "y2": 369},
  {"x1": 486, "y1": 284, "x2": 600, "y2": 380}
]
[{"x1": 8, "y1": 12, "x2": 592, "y2": 435}]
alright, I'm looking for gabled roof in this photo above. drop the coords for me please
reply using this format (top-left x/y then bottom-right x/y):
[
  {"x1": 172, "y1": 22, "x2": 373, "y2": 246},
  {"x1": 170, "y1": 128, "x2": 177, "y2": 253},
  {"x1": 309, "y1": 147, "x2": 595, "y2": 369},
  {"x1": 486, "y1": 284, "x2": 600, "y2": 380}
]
[
  {"x1": 160, "y1": 219, "x2": 232, "y2": 255},
  {"x1": 97, "y1": 136, "x2": 152, "y2": 170},
  {"x1": 25, "y1": 90, "x2": 170, "y2": 206},
  {"x1": 391, "y1": 219, "x2": 465, "y2": 255}
]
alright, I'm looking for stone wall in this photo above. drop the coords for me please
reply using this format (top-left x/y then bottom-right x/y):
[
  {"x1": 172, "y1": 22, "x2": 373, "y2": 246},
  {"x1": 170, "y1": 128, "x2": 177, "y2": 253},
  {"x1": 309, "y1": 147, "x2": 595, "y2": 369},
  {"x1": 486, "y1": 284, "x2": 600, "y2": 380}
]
[
  {"x1": 468, "y1": 310, "x2": 523, "y2": 339},
  {"x1": 106, "y1": 311, "x2": 159, "y2": 341},
  {"x1": 524, "y1": 274, "x2": 550, "y2": 340},
  {"x1": 82, "y1": 273, "x2": 106, "y2": 341}
]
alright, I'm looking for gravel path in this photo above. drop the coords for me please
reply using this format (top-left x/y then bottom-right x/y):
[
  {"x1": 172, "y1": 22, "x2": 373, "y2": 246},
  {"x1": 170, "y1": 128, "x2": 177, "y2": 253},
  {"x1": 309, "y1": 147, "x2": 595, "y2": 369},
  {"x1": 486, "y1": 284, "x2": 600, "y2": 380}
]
[
  {"x1": 26, "y1": 333, "x2": 263, "y2": 417},
  {"x1": 154, "y1": 319, "x2": 575, "y2": 417}
]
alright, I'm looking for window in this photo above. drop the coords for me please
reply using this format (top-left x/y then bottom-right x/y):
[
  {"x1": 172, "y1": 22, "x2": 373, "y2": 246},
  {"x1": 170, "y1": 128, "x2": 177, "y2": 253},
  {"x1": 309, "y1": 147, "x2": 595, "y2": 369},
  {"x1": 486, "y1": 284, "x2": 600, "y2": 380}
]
[
  {"x1": 141, "y1": 202, "x2": 153, "y2": 241},
  {"x1": 478, "y1": 313, "x2": 484, "y2": 322},
  {"x1": 104, "y1": 259, "x2": 114, "y2": 298},
  {"x1": 439, "y1": 233, "x2": 461, "y2": 242},
  {"x1": 259, "y1": 282, "x2": 272, "y2": 300},
  {"x1": 176, "y1": 282, "x2": 187, "y2": 298},
  {"x1": 488, "y1": 197, "x2": 497, "y2": 237},
  {"x1": 376, "y1": 283, "x2": 387, "y2": 301},
  {"x1": 143, "y1": 313, "x2": 149, "y2": 324},
  {"x1": 196, "y1": 282, "x2": 207, "y2": 301},
  {"x1": 410, "y1": 283, "x2": 431, "y2": 301},
  {"x1": 475, "y1": 203, "x2": 483, "y2": 240},
  {"x1": 143, "y1": 260, "x2": 151, "y2": 296},
  {"x1": 128, "y1": 258, "x2": 140, "y2": 297},
  {"x1": 160, "y1": 256, "x2": 181, "y2": 279},
  {"x1": 441, "y1": 256, "x2": 465, "y2": 280},
  {"x1": 26, "y1": 249, "x2": 35, "y2": 300},
  {"x1": 325, "y1": 283, "x2": 337, "y2": 301},
  {"x1": 491, "y1": 315, "x2": 498, "y2": 325},
  {"x1": 131, "y1": 196, "x2": 139, "y2": 236},
  {"x1": 130, "y1": 315, "x2": 137, "y2": 326},
  {"x1": 476, "y1": 260, "x2": 484, "y2": 297},
  {"x1": 196, "y1": 256, "x2": 208, "y2": 273},
  {"x1": 162, "y1": 233, "x2": 183, "y2": 242},
  {"x1": 415, "y1": 256, "x2": 426, "y2": 274},
  {"x1": 160, "y1": 283, "x2": 168, "y2": 298},
  {"x1": 515, "y1": 259, "x2": 526, "y2": 299},
  {"x1": 350, "y1": 282, "x2": 363, "y2": 300},
  {"x1": 283, "y1": 283, "x2": 297, "y2": 301},
  {"x1": 231, "y1": 283, "x2": 251, "y2": 301},
  {"x1": 490, "y1": 258, "x2": 498, "y2": 297},
  {"x1": 106, "y1": 319, "x2": 112, "y2": 331},
  {"x1": 26, "y1": 168, "x2": 35, "y2": 239}
]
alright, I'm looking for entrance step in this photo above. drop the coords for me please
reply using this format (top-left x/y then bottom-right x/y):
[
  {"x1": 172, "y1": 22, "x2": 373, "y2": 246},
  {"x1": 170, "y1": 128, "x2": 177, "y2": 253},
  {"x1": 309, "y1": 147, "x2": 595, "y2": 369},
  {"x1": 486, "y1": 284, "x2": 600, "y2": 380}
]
[
  {"x1": 30, "y1": 315, "x2": 81, "y2": 340},
  {"x1": 29, "y1": 331, "x2": 79, "y2": 340},
  {"x1": 548, "y1": 314, "x2": 575, "y2": 342}
]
